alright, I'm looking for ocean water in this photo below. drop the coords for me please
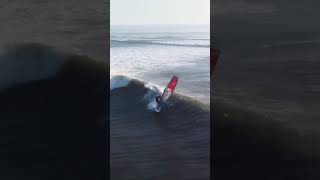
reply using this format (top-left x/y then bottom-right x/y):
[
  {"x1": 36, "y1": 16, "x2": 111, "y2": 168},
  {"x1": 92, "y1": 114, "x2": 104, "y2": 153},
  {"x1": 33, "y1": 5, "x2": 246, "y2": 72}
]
[
  {"x1": 213, "y1": 5, "x2": 320, "y2": 132},
  {"x1": 110, "y1": 25, "x2": 210, "y2": 179},
  {"x1": 111, "y1": 25, "x2": 210, "y2": 104},
  {"x1": 0, "y1": 1, "x2": 108, "y2": 179}
]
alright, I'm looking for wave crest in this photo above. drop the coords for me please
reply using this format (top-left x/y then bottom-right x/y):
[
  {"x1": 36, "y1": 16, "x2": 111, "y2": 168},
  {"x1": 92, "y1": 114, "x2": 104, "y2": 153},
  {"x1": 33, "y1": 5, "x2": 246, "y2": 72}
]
[
  {"x1": 110, "y1": 75, "x2": 131, "y2": 91},
  {"x1": 0, "y1": 43, "x2": 65, "y2": 91}
]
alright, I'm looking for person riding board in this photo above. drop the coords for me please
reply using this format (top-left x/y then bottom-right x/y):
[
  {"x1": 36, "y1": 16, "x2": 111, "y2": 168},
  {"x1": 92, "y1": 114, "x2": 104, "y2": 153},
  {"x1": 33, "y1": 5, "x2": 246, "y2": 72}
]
[
  {"x1": 156, "y1": 96, "x2": 161, "y2": 103},
  {"x1": 155, "y1": 76, "x2": 178, "y2": 112},
  {"x1": 156, "y1": 86, "x2": 172, "y2": 104}
]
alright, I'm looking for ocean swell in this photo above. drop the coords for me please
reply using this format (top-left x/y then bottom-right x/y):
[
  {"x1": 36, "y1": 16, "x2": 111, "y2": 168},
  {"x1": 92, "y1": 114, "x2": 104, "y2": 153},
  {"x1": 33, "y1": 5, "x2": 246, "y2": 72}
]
[{"x1": 0, "y1": 43, "x2": 65, "y2": 91}]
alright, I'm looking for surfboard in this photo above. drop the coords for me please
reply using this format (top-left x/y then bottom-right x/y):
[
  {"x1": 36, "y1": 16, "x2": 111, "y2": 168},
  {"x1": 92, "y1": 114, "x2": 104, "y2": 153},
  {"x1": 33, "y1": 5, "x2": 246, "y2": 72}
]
[{"x1": 155, "y1": 75, "x2": 179, "y2": 112}]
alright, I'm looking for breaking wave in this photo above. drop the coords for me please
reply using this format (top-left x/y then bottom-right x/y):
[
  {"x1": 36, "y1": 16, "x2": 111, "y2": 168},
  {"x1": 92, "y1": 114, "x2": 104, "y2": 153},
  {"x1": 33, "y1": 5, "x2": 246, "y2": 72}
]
[
  {"x1": 110, "y1": 75, "x2": 210, "y2": 179},
  {"x1": 0, "y1": 43, "x2": 65, "y2": 91},
  {"x1": 110, "y1": 75, "x2": 131, "y2": 91},
  {"x1": 0, "y1": 42, "x2": 108, "y2": 180}
]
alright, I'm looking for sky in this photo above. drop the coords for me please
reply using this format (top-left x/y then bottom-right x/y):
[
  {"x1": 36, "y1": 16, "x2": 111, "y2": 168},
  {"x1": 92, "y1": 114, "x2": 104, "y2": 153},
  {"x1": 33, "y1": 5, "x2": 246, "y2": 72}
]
[{"x1": 110, "y1": 0, "x2": 210, "y2": 25}]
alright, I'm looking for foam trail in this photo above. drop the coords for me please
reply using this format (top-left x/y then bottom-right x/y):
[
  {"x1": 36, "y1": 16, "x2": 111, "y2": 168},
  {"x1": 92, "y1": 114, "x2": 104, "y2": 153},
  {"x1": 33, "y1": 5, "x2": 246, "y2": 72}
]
[
  {"x1": 142, "y1": 83, "x2": 162, "y2": 111},
  {"x1": 110, "y1": 75, "x2": 131, "y2": 91}
]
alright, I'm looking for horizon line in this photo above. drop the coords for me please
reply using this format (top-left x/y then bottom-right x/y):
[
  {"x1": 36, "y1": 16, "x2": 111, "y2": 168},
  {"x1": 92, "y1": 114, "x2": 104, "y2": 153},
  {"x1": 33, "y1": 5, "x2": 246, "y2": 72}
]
[{"x1": 110, "y1": 23, "x2": 210, "y2": 26}]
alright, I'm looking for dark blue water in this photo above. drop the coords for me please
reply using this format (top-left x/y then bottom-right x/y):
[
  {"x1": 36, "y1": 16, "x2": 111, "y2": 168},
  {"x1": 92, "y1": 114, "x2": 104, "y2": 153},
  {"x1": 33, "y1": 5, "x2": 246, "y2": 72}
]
[{"x1": 214, "y1": 1, "x2": 320, "y2": 132}]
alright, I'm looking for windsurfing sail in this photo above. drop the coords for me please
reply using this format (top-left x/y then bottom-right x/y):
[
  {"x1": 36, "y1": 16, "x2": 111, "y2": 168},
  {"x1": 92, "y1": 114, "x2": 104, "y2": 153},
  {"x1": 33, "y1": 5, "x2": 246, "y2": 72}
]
[
  {"x1": 160, "y1": 75, "x2": 179, "y2": 102},
  {"x1": 155, "y1": 75, "x2": 179, "y2": 112},
  {"x1": 211, "y1": 48, "x2": 220, "y2": 77}
]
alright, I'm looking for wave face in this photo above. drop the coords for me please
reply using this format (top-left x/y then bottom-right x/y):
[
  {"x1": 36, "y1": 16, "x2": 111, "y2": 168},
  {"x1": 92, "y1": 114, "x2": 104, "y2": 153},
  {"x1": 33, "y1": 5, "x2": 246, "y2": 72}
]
[
  {"x1": 0, "y1": 43, "x2": 64, "y2": 91},
  {"x1": 0, "y1": 43, "x2": 107, "y2": 180},
  {"x1": 110, "y1": 77, "x2": 210, "y2": 180}
]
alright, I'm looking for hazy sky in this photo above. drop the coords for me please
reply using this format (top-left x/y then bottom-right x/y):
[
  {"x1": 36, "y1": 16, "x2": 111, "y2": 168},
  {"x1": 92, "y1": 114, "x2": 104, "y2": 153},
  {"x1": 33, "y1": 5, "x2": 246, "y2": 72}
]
[{"x1": 111, "y1": 0, "x2": 210, "y2": 25}]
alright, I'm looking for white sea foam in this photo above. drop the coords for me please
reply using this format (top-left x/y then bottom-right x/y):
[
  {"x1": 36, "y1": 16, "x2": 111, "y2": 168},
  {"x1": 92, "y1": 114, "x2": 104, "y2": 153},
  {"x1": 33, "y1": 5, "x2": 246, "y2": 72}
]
[
  {"x1": 110, "y1": 25, "x2": 210, "y2": 104},
  {"x1": 110, "y1": 75, "x2": 131, "y2": 91},
  {"x1": 143, "y1": 83, "x2": 162, "y2": 111}
]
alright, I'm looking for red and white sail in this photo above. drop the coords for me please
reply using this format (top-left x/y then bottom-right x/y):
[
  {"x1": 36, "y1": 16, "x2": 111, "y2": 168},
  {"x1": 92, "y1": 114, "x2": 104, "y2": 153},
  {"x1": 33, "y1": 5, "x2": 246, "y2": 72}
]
[{"x1": 161, "y1": 75, "x2": 179, "y2": 102}]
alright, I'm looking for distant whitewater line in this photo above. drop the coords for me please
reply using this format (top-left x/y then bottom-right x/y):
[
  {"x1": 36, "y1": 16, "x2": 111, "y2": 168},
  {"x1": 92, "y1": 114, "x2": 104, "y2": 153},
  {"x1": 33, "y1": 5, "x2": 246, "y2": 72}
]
[
  {"x1": 110, "y1": 35, "x2": 209, "y2": 41},
  {"x1": 111, "y1": 39, "x2": 209, "y2": 48}
]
